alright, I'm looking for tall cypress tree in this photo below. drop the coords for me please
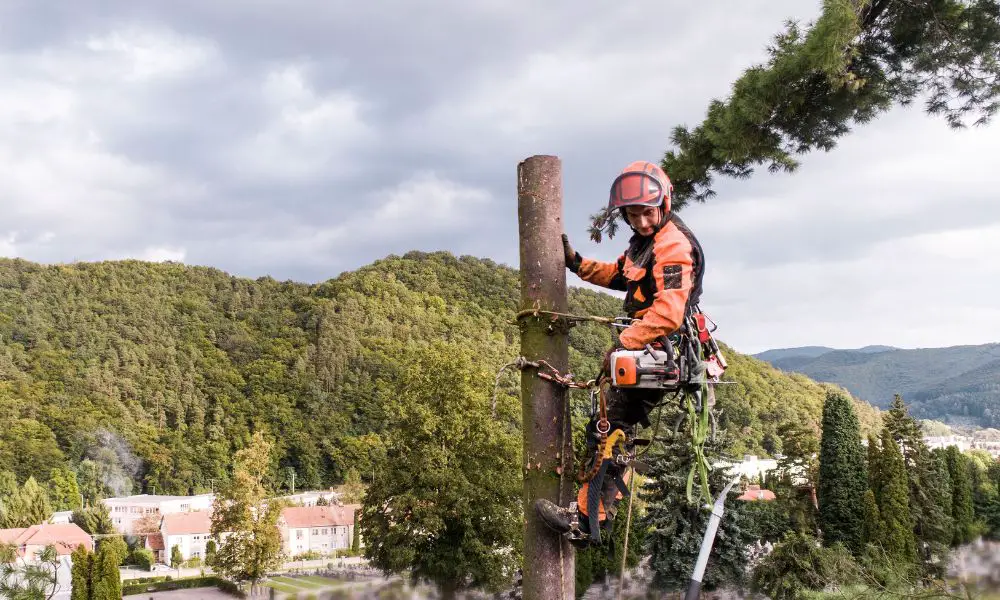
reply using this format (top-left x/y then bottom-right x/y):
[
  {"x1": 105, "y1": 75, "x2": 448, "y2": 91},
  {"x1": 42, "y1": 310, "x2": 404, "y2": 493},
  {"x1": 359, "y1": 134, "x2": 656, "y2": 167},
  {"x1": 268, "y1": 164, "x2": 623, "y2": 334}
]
[
  {"x1": 882, "y1": 394, "x2": 951, "y2": 560},
  {"x1": 818, "y1": 390, "x2": 868, "y2": 555},
  {"x1": 876, "y1": 429, "x2": 917, "y2": 564},
  {"x1": 70, "y1": 544, "x2": 92, "y2": 600},
  {"x1": 945, "y1": 446, "x2": 975, "y2": 545},
  {"x1": 861, "y1": 489, "x2": 881, "y2": 547}
]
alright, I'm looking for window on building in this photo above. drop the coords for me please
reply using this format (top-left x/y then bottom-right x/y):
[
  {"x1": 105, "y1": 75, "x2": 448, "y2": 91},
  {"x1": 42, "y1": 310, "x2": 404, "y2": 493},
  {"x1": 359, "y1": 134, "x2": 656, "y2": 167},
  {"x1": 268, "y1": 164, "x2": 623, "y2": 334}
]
[
  {"x1": 321, "y1": 529, "x2": 328, "y2": 535},
  {"x1": 296, "y1": 530, "x2": 303, "y2": 539},
  {"x1": 312, "y1": 529, "x2": 318, "y2": 535}
]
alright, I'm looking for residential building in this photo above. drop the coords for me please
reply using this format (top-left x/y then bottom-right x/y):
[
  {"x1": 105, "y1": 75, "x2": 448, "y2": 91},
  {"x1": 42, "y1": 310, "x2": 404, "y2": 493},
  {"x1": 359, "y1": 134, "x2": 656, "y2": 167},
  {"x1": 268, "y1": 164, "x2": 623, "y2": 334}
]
[
  {"x1": 279, "y1": 505, "x2": 356, "y2": 558},
  {"x1": 716, "y1": 454, "x2": 780, "y2": 481},
  {"x1": 102, "y1": 493, "x2": 215, "y2": 534},
  {"x1": 0, "y1": 523, "x2": 94, "y2": 561},
  {"x1": 47, "y1": 511, "x2": 73, "y2": 525},
  {"x1": 737, "y1": 484, "x2": 777, "y2": 502},
  {"x1": 160, "y1": 511, "x2": 214, "y2": 563},
  {"x1": 278, "y1": 490, "x2": 340, "y2": 507}
]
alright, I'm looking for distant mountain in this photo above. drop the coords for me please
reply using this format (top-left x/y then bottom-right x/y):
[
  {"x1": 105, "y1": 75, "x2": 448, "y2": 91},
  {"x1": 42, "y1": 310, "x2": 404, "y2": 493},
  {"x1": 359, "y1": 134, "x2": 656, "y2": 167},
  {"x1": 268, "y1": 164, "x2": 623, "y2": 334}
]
[
  {"x1": 754, "y1": 347, "x2": 836, "y2": 362},
  {"x1": 754, "y1": 344, "x2": 1000, "y2": 427}
]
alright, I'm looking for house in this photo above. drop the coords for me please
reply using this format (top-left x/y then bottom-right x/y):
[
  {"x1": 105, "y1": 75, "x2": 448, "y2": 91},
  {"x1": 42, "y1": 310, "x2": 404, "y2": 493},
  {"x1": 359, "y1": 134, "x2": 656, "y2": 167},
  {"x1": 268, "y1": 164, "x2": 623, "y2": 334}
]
[
  {"x1": 279, "y1": 505, "x2": 356, "y2": 558},
  {"x1": 102, "y1": 493, "x2": 215, "y2": 534},
  {"x1": 278, "y1": 490, "x2": 340, "y2": 507},
  {"x1": 47, "y1": 511, "x2": 73, "y2": 525},
  {"x1": 0, "y1": 523, "x2": 94, "y2": 561},
  {"x1": 160, "y1": 511, "x2": 214, "y2": 563},
  {"x1": 737, "y1": 484, "x2": 777, "y2": 502}
]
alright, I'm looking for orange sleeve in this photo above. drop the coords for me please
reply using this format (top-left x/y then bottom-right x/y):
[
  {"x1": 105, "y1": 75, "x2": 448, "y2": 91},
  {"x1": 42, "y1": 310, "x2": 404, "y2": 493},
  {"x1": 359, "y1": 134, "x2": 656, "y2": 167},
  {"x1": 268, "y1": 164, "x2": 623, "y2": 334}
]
[
  {"x1": 576, "y1": 255, "x2": 627, "y2": 291},
  {"x1": 618, "y1": 226, "x2": 693, "y2": 349}
]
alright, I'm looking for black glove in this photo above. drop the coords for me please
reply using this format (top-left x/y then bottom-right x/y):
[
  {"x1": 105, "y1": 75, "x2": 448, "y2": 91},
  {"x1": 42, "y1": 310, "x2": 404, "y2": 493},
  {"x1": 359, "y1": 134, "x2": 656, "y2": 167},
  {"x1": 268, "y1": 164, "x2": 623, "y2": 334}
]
[{"x1": 562, "y1": 234, "x2": 582, "y2": 273}]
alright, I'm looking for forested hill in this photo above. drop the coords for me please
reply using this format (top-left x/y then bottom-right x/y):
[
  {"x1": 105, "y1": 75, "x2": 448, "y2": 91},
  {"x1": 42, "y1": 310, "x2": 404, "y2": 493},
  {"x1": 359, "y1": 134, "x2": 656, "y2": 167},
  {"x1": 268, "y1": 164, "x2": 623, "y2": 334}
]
[
  {"x1": 756, "y1": 345, "x2": 1000, "y2": 427},
  {"x1": 0, "y1": 252, "x2": 880, "y2": 502}
]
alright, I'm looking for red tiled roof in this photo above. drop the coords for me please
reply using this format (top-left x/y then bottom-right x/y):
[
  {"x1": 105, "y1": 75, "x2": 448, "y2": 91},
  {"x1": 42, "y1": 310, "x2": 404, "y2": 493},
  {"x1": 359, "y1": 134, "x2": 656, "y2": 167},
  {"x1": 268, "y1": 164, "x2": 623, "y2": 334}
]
[
  {"x1": 281, "y1": 505, "x2": 355, "y2": 528},
  {"x1": 146, "y1": 533, "x2": 165, "y2": 551},
  {"x1": 737, "y1": 485, "x2": 776, "y2": 501},
  {"x1": 0, "y1": 524, "x2": 94, "y2": 555},
  {"x1": 162, "y1": 511, "x2": 212, "y2": 535}
]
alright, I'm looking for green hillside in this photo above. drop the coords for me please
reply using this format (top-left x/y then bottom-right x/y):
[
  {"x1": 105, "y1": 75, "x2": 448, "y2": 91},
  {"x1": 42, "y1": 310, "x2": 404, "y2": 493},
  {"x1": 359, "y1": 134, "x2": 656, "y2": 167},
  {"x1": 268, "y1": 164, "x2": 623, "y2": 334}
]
[
  {"x1": 0, "y1": 252, "x2": 880, "y2": 501},
  {"x1": 758, "y1": 345, "x2": 1000, "y2": 427}
]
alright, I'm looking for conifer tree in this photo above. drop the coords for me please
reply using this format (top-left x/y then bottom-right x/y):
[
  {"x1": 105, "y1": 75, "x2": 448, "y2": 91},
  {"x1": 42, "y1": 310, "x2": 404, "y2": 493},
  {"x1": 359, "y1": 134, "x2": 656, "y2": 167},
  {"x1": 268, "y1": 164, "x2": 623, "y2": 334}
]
[
  {"x1": 883, "y1": 396, "x2": 954, "y2": 562},
  {"x1": 945, "y1": 446, "x2": 975, "y2": 545},
  {"x1": 659, "y1": 0, "x2": 1000, "y2": 209},
  {"x1": 48, "y1": 467, "x2": 82, "y2": 512},
  {"x1": 818, "y1": 390, "x2": 868, "y2": 555},
  {"x1": 643, "y1": 426, "x2": 756, "y2": 592},
  {"x1": 875, "y1": 429, "x2": 917, "y2": 564},
  {"x1": 69, "y1": 544, "x2": 92, "y2": 600},
  {"x1": 861, "y1": 489, "x2": 881, "y2": 547}
]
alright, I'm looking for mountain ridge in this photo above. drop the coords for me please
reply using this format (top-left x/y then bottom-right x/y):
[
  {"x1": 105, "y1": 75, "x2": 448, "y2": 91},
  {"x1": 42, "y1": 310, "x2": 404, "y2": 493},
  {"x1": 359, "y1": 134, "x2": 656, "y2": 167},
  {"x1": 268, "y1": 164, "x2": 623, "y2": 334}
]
[{"x1": 754, "y1": 343, "x2": 1000, "y2": 427}]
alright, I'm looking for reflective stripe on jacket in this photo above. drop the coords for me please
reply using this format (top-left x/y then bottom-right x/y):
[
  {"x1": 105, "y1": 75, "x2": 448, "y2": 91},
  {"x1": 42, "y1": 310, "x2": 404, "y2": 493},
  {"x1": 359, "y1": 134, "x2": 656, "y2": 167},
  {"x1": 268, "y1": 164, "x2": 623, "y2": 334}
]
[{"x1": 575, "y1": 213, "x2": 704, "y2": 349}]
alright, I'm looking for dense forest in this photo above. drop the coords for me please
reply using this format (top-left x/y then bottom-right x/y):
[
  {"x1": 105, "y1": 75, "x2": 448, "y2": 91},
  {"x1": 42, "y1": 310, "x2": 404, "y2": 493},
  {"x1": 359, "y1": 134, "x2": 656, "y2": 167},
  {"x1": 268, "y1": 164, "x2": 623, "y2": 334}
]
[
  {"x1": 0, "y1": 252, "x2": 881, "y2": 501},
  {"x1": 758, "y1": 345, "x2": 1000, "y2": 427}
]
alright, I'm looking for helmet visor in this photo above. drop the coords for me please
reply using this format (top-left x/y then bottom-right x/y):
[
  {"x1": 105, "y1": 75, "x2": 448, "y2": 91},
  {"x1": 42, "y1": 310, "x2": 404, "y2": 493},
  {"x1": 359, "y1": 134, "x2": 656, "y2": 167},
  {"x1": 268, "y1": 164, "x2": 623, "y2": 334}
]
[{"x1": 608, "y1": 172, "x2": 667, "y2": 210}]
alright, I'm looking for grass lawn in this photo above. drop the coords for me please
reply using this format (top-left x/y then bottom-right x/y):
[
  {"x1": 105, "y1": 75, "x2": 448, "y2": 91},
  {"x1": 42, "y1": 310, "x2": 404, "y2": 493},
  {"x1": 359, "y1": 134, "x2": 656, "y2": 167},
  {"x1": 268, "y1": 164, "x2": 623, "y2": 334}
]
[
  {"x1": 298, "y1": 576, "x2": 345, "y2": 587},
  {"x1": 271, "y1": 576, "x2": 325, "y2": 590},
  {"x1": 263, "y1": 581, "x2": 303, "y2": 595}
]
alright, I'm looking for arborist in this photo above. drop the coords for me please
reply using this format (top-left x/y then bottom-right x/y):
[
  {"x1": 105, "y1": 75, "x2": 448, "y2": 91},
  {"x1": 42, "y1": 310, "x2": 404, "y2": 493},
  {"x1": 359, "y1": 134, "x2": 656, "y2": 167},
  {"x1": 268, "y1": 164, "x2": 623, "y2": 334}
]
[{"x1": 534, "y1": 159, "x2": 706, "y2": 546}]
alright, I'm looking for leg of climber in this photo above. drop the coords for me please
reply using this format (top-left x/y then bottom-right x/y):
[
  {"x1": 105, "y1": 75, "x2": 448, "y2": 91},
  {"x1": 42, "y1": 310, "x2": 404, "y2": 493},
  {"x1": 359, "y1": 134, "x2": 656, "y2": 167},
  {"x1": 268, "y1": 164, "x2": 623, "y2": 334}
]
[{"x1": 535, "y1": 386, "x2": 662, "y2": 545}]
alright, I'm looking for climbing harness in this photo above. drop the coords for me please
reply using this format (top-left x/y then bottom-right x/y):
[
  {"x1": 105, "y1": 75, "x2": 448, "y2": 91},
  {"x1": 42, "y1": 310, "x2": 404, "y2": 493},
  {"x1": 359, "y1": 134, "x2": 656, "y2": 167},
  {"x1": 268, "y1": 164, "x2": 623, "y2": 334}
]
[{"x1": 504, "y1": 304, "x2": 730, "y2": 547}]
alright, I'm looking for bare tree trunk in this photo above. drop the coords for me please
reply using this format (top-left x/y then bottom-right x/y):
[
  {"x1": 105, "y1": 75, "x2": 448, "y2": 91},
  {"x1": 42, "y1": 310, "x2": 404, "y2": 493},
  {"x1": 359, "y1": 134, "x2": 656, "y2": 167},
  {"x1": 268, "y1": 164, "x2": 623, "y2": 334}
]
[{"x1": 517, "y1": 154, "x2": 575, "y2": 600}]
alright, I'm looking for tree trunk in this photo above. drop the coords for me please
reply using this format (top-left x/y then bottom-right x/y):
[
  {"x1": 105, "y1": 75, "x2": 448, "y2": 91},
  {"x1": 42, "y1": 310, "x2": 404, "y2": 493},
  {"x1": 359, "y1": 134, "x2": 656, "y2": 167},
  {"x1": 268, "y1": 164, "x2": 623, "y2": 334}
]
[{"x1": 517, "y1": 154, "x2": 575, "y2": 600}]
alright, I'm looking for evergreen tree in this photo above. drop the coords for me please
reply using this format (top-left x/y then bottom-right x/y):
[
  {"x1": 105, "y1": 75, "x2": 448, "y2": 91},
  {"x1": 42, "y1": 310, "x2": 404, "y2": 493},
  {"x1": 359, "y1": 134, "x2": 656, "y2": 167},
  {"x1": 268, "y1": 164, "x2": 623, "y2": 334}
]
[
  {"x1": 69, "y1": 544, "x2": 92, "y2": 600},
  {"x1": 861, "y1": 489, "x2": 881, "y2": 547},
  {"x1": 8, "y1": 476, "x2": 53, "y2": 528},
  {"x1": 772, "y1": 421, "x2": 820, "y2": 535},
  {"x1": 818, "y1": 390, "x2": 868, "y2": 555},
  {"x1": 350, "y1": 511, "x2": 359, "y2": 554},
  {"x1": 882, "y1": 395, "x2": 951, "y2": 563},
  {"x1": 642, "y1": 426, "x2": 756, "y2": 592},
  {"x1": 71, "y1": 504, "x2": 114, "y2": 536},
  {"x1": 874, "y1": 429, "x2": 917, "y2": 564},
  {"x1": 945, "y1": 446, "x2": 975, "y2": 545},
  {"x1": 48, "y1": 467, "x2": 82, "y2": 512},
  {"x1": 653, "y1": 0, "x2": 1000, "y2": 211},
  {"x1": 866, "y1": 435, "x2": 882, "y2": 502}
]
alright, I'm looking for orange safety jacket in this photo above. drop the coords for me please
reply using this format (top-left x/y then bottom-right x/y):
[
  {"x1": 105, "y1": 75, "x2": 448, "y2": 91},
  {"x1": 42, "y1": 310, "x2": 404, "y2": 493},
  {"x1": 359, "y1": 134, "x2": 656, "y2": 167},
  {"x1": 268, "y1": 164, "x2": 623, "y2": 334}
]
[{"x1": 575, "y1": 213, "x2": 704, "y2": 350}]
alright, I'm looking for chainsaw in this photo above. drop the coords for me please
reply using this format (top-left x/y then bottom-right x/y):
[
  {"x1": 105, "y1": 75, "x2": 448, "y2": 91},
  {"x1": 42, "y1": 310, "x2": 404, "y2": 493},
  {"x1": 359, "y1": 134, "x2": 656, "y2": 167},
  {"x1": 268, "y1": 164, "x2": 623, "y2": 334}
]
[{"x1": 607, "y1": 311, "x2": 728, "y2": 390}]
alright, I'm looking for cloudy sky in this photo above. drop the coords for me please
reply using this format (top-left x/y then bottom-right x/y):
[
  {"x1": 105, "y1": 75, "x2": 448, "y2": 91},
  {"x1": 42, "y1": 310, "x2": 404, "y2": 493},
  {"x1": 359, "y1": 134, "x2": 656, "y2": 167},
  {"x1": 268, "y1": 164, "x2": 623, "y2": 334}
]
[{"x1": 3, "y1": 0, "x2": 998, "y2": 355}]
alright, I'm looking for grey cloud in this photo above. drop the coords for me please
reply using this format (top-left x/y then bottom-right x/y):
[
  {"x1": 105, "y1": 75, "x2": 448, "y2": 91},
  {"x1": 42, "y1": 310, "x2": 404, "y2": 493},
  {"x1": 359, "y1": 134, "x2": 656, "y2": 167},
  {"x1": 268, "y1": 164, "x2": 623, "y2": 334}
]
[{"x1": 2, "y1": 0, "x2": 999, "y2": 350}]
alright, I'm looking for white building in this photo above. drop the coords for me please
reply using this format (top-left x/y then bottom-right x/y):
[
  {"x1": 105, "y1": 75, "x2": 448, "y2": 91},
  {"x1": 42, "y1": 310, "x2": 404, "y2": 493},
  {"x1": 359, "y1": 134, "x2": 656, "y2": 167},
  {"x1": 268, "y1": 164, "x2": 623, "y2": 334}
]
[
  {"x1": 160, "y1": 511, "x2": 215, "y2": 563},
  {"x1": 102, "y1": 494, "x2": 215, "y2": 534},
  {"x1": 279, "y1": 505, "x2": 357, "y2": 558},
  {"x1": 278, "y1": 490, "x2": 340, "y2": 507},
  {"x1": 715, "y1": 454, "x2": 780, "y2": 481},
  {"x1": 925, "y1": 435, "x2": 972, "y2": 452},
  {"x1": 47, "y1": 511, "x2": 73, "y2": 525}
]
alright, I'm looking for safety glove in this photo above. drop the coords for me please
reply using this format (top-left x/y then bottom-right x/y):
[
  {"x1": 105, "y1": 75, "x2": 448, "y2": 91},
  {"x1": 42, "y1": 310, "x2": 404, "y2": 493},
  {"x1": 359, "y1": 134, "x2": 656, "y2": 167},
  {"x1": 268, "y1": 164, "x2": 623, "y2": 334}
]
[{"x1": 562, "y1": 234, "x2": 582, "y2": 273}]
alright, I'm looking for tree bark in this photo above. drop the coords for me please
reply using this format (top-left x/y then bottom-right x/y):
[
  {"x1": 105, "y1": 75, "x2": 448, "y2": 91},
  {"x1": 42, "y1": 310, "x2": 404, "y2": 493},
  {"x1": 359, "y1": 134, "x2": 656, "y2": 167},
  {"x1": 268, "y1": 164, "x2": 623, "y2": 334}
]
[{"x1": 517, "y1": 154, "x2": 575, "y2": 600}]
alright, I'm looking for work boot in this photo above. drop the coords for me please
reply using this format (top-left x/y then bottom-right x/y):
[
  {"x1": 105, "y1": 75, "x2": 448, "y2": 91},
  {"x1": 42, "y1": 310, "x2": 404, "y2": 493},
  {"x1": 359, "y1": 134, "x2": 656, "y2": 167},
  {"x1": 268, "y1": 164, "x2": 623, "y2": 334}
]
[{"x1": 534, "y1": 499, "x2": 576, "y2": 534}]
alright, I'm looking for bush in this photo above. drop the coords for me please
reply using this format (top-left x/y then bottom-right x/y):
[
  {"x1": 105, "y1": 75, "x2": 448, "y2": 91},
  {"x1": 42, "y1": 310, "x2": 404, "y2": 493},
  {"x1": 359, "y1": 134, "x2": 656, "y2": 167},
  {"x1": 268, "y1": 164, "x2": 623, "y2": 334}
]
[
  {"x1": 751, "y1": 532, "x2": 861, "y2": 600},
  {"x1": 122, "y1": 576, "x2": 244, "y2": 597},
  {"x1": 131, "y1": 548, "x2": 154, "y2": 571}
]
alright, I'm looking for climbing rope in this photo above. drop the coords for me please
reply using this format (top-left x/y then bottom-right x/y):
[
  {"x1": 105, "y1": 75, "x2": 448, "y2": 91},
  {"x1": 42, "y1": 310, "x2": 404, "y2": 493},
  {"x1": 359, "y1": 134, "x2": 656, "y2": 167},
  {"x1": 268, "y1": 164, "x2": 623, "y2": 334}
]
[{"x1": 499, "y1": 308, "x2": 726, "y2": 506}]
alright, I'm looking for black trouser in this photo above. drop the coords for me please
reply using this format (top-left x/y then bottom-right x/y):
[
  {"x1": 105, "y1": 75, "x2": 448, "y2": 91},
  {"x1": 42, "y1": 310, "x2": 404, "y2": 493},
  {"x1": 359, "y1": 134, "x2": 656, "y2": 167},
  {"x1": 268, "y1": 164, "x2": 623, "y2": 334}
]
[{"x1": 578, "y1": 386, "x2": 665, "y2": 543}]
